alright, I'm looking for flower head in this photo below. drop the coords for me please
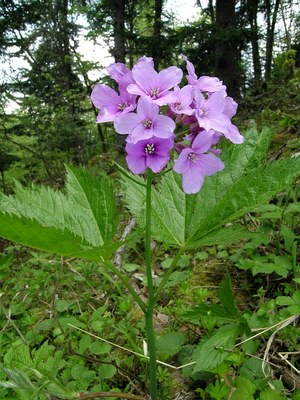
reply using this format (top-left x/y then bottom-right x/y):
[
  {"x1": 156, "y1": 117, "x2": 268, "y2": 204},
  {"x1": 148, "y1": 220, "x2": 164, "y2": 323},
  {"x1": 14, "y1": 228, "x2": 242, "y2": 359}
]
[
  {"x1": 127, "y1": 63, "x2": 183, "y2": 106},
  {"x1": 173, "y1": 130, "x2": 224, "y2": 194},
  {"x1": 114, "y1": 97, "x2": 175, "y2": 144},
  {"x1": 126, "y1": 137, "x2": 174, "y2": 174},
  {"x1": 91, "y1": 84, "x2": 136, "y2": 123}
]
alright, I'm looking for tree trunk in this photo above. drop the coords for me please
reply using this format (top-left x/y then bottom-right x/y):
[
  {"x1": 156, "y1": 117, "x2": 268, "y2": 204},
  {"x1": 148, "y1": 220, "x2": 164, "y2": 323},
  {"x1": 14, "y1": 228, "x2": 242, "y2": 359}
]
[
  {"x1": 113, "y1": 0, "x2": 126, "y2": 63},
  {"x1": 152, "y1": 0, "x2": 163, "y2": 69},
  {"x1": 215, "y1": 0, "x2": 241, "y2": 98},
  {"x1": 265, "y1": 0, "x2": 280, "y2": 81},
  {"x1": 247, "y1": 0, "x2": 262, "y2": 90},
  {"x1": 1, "y1": 170, "x2": 6, "y2": 194}
]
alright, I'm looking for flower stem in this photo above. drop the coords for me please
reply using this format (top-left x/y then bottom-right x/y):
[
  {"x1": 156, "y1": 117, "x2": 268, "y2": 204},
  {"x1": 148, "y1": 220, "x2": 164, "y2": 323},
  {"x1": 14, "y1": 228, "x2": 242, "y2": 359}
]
[
  {"x1": 103, "y1": 259, "x2": 147, "y2": 313},
  {"x1": 144, "y1": 170, "x2": 158, "y2": 400},
  {"x1": 155, "y1": 247, "x2": 185, "y2": 301}
]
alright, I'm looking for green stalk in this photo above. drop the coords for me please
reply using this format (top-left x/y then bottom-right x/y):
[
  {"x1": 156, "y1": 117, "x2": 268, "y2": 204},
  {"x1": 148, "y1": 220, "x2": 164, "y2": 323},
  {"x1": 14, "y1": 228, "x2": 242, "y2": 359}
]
[
  {"x1": 103, "y1": 260, "x2": 147, "y2": 313},
  {"x1": 155, "y1": 247, "x2": 184, "y2": 301},
  {"x1": 144, "y1": 170, "x2": 158, "y2": 400}
]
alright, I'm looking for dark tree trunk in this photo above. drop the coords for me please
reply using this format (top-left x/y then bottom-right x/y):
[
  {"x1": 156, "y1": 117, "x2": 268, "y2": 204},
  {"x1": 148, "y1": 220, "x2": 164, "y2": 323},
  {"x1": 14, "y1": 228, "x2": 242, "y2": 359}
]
[
  {"x1": 112, "y1": 0, "x2": 126, "y2": 151},
  {"x1": 265, "y1": 0, "x2": 280, "y2": 81},
  {"x1": 152, "y1": 0, "x2": 163, "y2": 69},
  {"x1": 215, "y1": 0, "x2": 241, "y2": 98},
  {"x1": 113, "y1": 0, "x2": 126, "y2": 63},
  {"x1": 1, "y1": 170, "x2": 6, "y2": 194},
  {"x1": 247, "y1": 0, "x2": 262, "y2": 89}
]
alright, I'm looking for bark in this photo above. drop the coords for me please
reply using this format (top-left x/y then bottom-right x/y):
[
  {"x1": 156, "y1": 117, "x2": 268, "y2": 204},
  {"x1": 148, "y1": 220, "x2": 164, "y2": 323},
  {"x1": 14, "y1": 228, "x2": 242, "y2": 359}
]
[
  {"x1": 152, "y1": 0, "x2": 163, "y2": 69},
  {"x1": 215, "y1": 0, "x2": 241, "y2": 98},
  {"x1": 112, "y1": 0, "x2": 126, "y2": 151},
  {"x1": 113, "y1": 0, "x2": 126, "y2": 63},
  {"x1": 1, "y1": 170, "x2": 6, "y2": 194},
  {"x1": 247, "y1": 0, "x2": 262, "y2": 89},
  {"x1": 265, "y1": 0, "x2": 281, "y2": 81}
]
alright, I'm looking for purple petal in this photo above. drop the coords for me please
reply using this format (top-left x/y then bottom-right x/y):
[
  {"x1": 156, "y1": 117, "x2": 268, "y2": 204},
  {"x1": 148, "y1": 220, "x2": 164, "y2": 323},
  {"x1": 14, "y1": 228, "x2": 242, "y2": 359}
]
[
  {"x1": 206, "y1": 91, "x2": 226, "y2": 112},
  {"x1": 107, "y1": 62, "x2": 131, "y2": 83},
  {"x1": 192, "y1": 130, "x2": 214, "y2": 153},
  {"x1": 130, "y1": 123, "x2": 153, "y2": 144},
  {"x1": 152, "y1": 115, "x2": 175, "y2": 139},
  {"x1": 157, "y1": 66, "x2": 183, "y2": 92},
  {"x1": 223, "y1": 124, "x2": 244, "y2": 144},
  {"x1": 137, "y1": 97, "x2": 159, "y2": 119},
  {"x1": 114, "y1": 113, "x2": 141, "y2": 135},
  {"x1": 224, "y1": 96, "x2": 238, "y2": 118},
  {"x1": 91, "y1": 84, "x2": 119, "y2": 109},
  {"x1": 173, "y1": 148, "x2": 193, "y2": 174},
  {"x1": 182, "y1": 56, "x2": 198, "y2": 85},
  {"x1": 126, "y1": 153, "x2": 147, "y2": 174},
  {"x1": 146, "y1": 154, "x2": 170, "y2": 173},
  {"x1": 131, "y1": 63, "x2": 158, "y2": 94},
  {"x1": 182, "y1": 167, "x2": 205, "y2": 194},
  {"x1": 197, "y1": 76, "x2": 226, "y2": 93},
  {"x1": 196, "y1": 153, "x2": 225, "y2": 176}
]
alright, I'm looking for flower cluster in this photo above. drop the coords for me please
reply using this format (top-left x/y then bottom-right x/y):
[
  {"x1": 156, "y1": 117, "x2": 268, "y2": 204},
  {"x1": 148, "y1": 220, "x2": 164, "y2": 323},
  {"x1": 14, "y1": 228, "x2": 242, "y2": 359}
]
[{"x1": 91, "y1": 56, "x2": 243, "y2": 194}]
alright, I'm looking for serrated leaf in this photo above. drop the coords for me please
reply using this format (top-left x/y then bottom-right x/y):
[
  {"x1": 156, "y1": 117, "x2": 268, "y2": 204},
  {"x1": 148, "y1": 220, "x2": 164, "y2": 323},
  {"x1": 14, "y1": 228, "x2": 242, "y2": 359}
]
[
  {"x1": 188, "y1": 156, "x2": 300, "y2": 245},
  {"x1": 189, "y1": 225, "x2": 256, "y2": 248},
  {"x1": 0, "y1": 166, "x2": 119, "y2": 260},
  {"x1": 277, "y1": 291, "x2": 300, "y2": 314},
  {"x1": 0, "y1": 213, "x2": 117, "y2": 260},
  {"x1": 193, "y1": 324, "x2": 241, "y2": 372},
  {"x1": 230, "y1": 376, "x2": 256, "y2": 400},
  {"x1": 66, "y1": 165, "x2": 117, "y2": 243},
  {"x1": 122, "y1": 127, "x2": 300, "y2": 249}
]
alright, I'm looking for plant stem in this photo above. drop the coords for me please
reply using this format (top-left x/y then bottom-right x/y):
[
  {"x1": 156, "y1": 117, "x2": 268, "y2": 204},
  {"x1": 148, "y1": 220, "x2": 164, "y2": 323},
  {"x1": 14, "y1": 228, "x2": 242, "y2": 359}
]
[
  {"x1": 155, "y1": 247, "x2": 185, "y2": 301},
  {"x1": 103, "y1": 260, "x2": 147, "y2": 313},
  {"x1": 144, "y1": 170, "x2": 158, "y2": 400}
]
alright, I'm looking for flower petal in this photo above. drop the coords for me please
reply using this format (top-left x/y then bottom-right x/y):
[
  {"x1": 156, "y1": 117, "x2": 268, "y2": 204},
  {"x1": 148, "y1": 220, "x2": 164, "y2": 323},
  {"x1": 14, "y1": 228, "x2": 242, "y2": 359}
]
[
  {"x1": 196, "y1": 153, "x2": 225, "y2": 176},
  {"x1": 192, "y1": 130, "x2": 214, "y2": 153},
  {"x1": 157, "y1": 66, "x2": 183, "y2": 92},
  {"x1": 173, "y1": 148, "x2": 193, "y2": 174},
  {"x1": 182, "y1": 167, "x2": 205, "y2": 194},
  {"x1": 114, "y1": 113, "x2": 141, "y2": 135}
]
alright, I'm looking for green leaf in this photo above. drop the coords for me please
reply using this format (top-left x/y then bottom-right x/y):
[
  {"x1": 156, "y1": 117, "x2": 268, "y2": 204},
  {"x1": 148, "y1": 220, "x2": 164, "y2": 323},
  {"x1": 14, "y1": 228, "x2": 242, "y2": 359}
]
[
  {"x1": 231, "y1": 376, "x2": 256, "y2": 400},
  {"x1": 65, "y1": 165, "x2": 117, "y2": 243},
  {"x1": 0, "y1": 166, "x2": 119, "y2": 260},
  {"x1": 97, "y1": 364, "x2": 117, "y2": 379},
  {"x1": 0, "y1": 367, "x2": 35, "y2": 390},
  {"x1": 156, "y1": 332, "x2": 185, "y2": 357},
  {"x1": 89, "y1": 341, "x2": 112, "y2": 355},
  {"x1": 188, "y1": 225, "x2": 257, "y2": 248},
  {"x1": 188, "y1": 156, "x2": 300, "y2": 246},
  {"x1": 259, "y1": 387, "x2": 286, "y2": 400},
  {"x1": 218, "y1": 274, "x2": 239, "y2": 319},
  {"x1": 277, "y1": 291, "x2": 300, "y2": 314},
  {"x1": 122, "y1": 127, "x2": 300, "y2": 249},
  {"x1": 193, "y1": 324, "x2": 241, "y2": 372}
]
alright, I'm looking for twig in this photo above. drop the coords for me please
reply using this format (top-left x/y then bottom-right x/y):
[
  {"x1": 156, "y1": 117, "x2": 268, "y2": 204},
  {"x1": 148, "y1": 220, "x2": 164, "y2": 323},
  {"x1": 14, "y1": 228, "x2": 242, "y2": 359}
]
[{"x1": 113, "y1": 218, "x2": 136, "y2": 270}]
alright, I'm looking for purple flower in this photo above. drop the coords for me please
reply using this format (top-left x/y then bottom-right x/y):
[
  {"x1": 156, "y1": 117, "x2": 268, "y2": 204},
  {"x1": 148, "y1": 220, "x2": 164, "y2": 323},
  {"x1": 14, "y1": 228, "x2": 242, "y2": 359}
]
[
  {"x1": 169, "y1": 85, "x2": 195, "y2": 115},
  {"x1": 183, "y1": 56, "x2": 226, "y2": 93},
  {"x1": 194, "y1": 89, "x2": 231, "y2": 134},
  {"x1": 127, "y1": 63, "x2": 183, "y2": 106},
  {"x1": 114, "y1": 97, "x2": 175, "y2": 144},
  {"x1": 126, "y1": 136, "x2": 174, "y2": 174},
  {"x1": 91, "y1": 84, "x2": 136, "y2": 123},
  {"x1": 136, "y1": 56, "x2": 154, "y2": 68},
  {"x1": 107, "y1": 62, "x2": 131, "y2": 83},
  {"x1": 173, "y1": 130, "x2": 224, "y2": 194}
]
